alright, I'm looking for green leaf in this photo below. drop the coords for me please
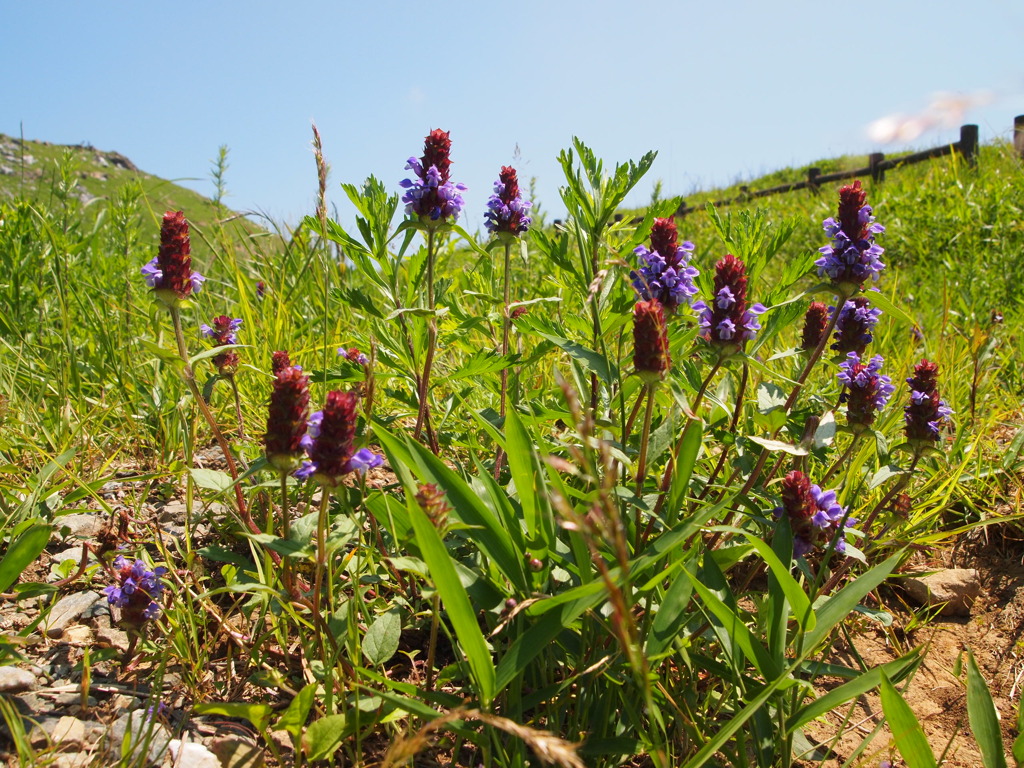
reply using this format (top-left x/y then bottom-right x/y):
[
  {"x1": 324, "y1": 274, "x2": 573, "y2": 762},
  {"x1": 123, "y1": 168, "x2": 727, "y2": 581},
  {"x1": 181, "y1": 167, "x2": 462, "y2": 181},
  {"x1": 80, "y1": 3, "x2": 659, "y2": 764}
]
[
  {"x1": 756, "y1": 382, "x2": 787, "y2": 414},
  {"x1": 375, "y1": 427, "x2": 527, "y2": 591},
  {"x1": 663, "y1": 417, "x2": 703, "y2": 527},
  {"x1": 967, "y1": 651, "x2": 1008, "y2": 768},
  {"x1": 514, "y1": 317, "x2": 614, "y2": 384},
  {"x1": 880, "y1": 673, "x2": 937, "y2": 768},
  {"x1": 503, "y1": 408, "x2": 554, "y2": 552},
  {"x1": 740, "y1": 532, "x2": 815, "y2": 632},
  {"x1": 189, "y1": 468, "x2": 233, "y2": 492},
  {"x1": 276, "y1": 684, "x2": 316, "y2": 742},
  {"x1": 789, "y1": 649, "x2": 920, "y2": 731},
  {"x1": 194, "y1": 702, "x2": 272, "y2": 733},
  {"x1": 802, "y1": 553, "x2": 901, "y2": 654},
  {"x1": 0, "y1": 524, "x2": 52, "y2": 593},
  {"x1": 363, "y1": 610, "x2": 402, "y2": 667},
  {"x1": 302, "y1": 714, "x2": 348, "y2": 762},
  {"x1": 139, "y1": 338, "x2": 184, "y2": 367},
  {"x1": 866, "y1": 289, "x2": 916, "y2": 328},
  {"x1": 746, "y1": 435, "x2": 809, "y2": 456},
  {"x1": 189, "y1": 343, "x2": 248, "y2": 366},
  {"x1": 408, "y1": 499, "x2": 496, "y2": 705}
]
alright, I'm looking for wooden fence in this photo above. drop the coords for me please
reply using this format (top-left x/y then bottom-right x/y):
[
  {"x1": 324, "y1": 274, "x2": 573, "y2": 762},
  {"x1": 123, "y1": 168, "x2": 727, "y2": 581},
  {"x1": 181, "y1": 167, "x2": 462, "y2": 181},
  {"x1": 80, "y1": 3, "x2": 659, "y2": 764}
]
[{"x1": 665, "y1": 114, "x2": 1024, "y2": 218}]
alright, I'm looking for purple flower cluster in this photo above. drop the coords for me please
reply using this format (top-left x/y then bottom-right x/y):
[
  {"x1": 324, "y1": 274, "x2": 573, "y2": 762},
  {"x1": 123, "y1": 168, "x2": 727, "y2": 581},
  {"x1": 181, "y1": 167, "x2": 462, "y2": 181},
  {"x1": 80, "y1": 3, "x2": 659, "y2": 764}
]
[
  {"x1": 400, "y1": 129, "x2": 467, "y2": 223},
  {"x1": 904, "y1": 360, "x2": 953, "y2": 444},
  {"x1": 693, "y1": 254, "x2": 765, "y2": 348},
  {"x1": 338, "y1": 347, "x2": 370, "y2": 366},
  {"x1": 775, "y1": 471, "x2": 853, "y2": 557},
  {"x1": 201, "y1": 317, "x2": 242, "y2": 344},
  {"x1": 294, "y1": 391, "x2": 383, "y2": 484},
  {"x1": 631, "y1": 218, "x2": 699, "y2": 312},
  {"x1": 815, "y1": 181, "x2": 886, "y2": 289},
  {"x1": 141, "y1": 211, "x2": 205, "y2": 303},
  {"x1": 484, "y1": 166, "x2": 532, "y2": 237},
  {"x1": 837, "y1": 353, "x2": 895, "y2": 430},
  {"x1": 104, "y1": 556, "x2": 168, "y2": 625},
  {"x1": 831, "y1": 297, "x2": 882, "y2": 355}
]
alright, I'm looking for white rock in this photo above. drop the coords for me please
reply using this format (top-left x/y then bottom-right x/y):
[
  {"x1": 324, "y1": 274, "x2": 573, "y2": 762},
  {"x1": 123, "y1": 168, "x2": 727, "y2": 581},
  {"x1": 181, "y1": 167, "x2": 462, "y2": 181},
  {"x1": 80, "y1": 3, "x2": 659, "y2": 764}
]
[
  {"x1": 45, "y1": 591, "x2": 101, "y2": 638},
  {"x1": 0, "y1": 665, "x2": 36, "y2": 692},
  {"x1": 168, "y1": 739, "x2": 222, "y2": 768}
]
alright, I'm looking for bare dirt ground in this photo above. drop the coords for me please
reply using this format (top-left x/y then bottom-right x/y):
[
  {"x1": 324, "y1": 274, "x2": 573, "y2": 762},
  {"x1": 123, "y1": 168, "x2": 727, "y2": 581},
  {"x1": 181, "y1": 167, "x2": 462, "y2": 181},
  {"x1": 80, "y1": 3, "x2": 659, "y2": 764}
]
[{"x1": 803, "y1": 514, "x2": 1024, "y2": 767}]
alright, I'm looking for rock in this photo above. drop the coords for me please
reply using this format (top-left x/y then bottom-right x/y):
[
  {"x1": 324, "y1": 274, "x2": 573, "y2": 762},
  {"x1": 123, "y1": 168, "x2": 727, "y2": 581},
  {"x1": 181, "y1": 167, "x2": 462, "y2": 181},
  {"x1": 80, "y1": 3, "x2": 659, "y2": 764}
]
[
  {"x1": 208, "y1": 737, "x2": 266, "y2": 768},
  {"x1": 62, "y1": 625, "x2": 95, "y2": 645},
  {"x1": 0, "y1": 666, "x2": 36, "y2": 693},
  {"x1": 169, "y1": 739, "x2": 222, "y2": 768},
  {"x1": 56, "y1": 513, "x2": 106, "y2": 539},
  {"x1": 97, "y1": 626, "x2": 130, "y2": 652},
  {"x1": 45, "y1": 591, "x2": 102, "y2": 638},
  {"x1": 49, "y1": 754, "x2": 91, "y2": 768},
  {"x1": 52, "y1": 546, "x2": 86, "y2": 565},
  {"x1": 107, "y1": 710, "x2": 171, "y2": 766},
  {"x1": 50, "y1": 715, "x2": 86, "y2": 747},
  {"x1": 904, "y1": 568, "x2": 981, "y2": 617}
]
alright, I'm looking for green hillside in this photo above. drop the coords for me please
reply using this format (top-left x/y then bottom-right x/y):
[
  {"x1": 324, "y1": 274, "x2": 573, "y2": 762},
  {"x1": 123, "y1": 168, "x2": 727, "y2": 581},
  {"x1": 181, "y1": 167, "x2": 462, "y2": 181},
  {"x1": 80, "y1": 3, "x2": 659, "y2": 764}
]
[{"x1": 0, "y1": 133, "x2": 253, "y2": 237}]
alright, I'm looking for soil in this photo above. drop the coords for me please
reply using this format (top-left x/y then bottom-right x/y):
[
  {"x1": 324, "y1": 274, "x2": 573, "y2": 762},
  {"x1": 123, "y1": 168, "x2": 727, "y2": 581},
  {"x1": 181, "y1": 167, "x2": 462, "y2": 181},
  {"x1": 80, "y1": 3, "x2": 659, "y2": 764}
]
[{"x1": 801, "y1": 513, "x2": 1024, "y2": 766}]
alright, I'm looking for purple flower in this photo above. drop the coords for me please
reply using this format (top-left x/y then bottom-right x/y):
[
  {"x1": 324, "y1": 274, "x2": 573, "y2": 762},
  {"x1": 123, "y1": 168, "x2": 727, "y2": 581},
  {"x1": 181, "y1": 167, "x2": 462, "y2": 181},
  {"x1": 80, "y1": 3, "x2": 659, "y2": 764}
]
[
  {"x1": 815, "y1": 180, "x2": 886, "y2": 290},
  {"x1": 693, "y1": 254, "x2": 765, "y2": 350},
  {"x1": 631, "y1": 218, "x2": 699, "y2": 312},
  {"x1": 141, "y1": 211, "x2": 206, "y2": 306},
  {"x1": 201, "y1": 317, "x2": 242, "y2": 345},
  {"x1": 104, "y1": 556, "x2": 168, "y2": 627},
  {"x1": 484, "y1": 166, "x2": 532, "y2": 237},
  {"x1": 297, "y1": 394, "x2": 383, "y2": 485},
  {"x1": 904, "y1": 359, "x2": 953, "y2": 445},
  {"x1": 338, "y1": 347, "x2": 370, "y2": 366},
  {"x1": 837, "y1": 353, "x2": 895, "y2": 431},
  {"x1": 400, "y1": 129, "x2": 467, "y2": 223},
  {"x1": 800, "y1": 302, "x2": 830, "y2": 351},
  {"x1": 774, "y1": 471, "x2": 852, "y2": 557},
  {"x1": 832, "y1": 297, "x2": 882, "y2": 355}
]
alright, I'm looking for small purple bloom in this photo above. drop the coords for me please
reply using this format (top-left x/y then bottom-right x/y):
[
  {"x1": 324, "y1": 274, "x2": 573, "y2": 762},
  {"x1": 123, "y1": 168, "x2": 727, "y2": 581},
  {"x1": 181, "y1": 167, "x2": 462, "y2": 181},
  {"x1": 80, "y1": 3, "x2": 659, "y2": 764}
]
[
  {"x1": 693, "y1": 254, "x2": 764, "y2": 350},
  {"x1": 837, "y1": 352, "x2": 895, "y2": 430},
  {"x1": 631, "y1": 218, "x2": 699, "y2": 312},
  {"x1": 484, "y1": 166, "x2": 532, "y2": 236},
  {"x1": 401, "y1": 129, "x2": 467, "y2": 223},
  {"x1": 105, "y1": 556, "x2": 168, "y2": 627},
  {"x1": 815, "y1": 181, "x2": 886, "y2": 289},
  {"x1": 347, "y1": 448, "x2": 384, "y2": 474},
  {"x1": 832, "y1": 297, "x2": 882, "y2": 355}
]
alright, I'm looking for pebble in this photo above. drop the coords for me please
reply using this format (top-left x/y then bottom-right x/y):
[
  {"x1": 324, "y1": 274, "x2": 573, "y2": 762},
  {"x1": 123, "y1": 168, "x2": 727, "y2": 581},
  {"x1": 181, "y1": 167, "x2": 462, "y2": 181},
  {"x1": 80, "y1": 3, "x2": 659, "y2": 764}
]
[
  {"x1": 45, "y1": 591, "x2": 102, "y2": 638},
  {"x1": 169, "y1": 739, "x2": 222, "y2": 768},
  {"x1": 97, "y1": 626, "x2": 130, "y2": 652},
  {"x1": 0, "y1": 666, "x2": 36, "y2": 693},
  {"x1": 55, "y1": 513, "x2": 106, "y2": 539},
  {"x1": 107, "y1": 710, "x2": 171, "y2": 766},
  {"x1": 62, "y1": 625, "x2": 95, "y2": 645}
]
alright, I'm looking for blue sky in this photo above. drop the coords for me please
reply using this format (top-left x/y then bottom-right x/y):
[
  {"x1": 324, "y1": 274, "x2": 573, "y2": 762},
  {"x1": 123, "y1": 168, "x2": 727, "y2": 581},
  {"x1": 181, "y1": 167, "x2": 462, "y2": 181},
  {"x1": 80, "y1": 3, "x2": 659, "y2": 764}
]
[{"x1": 4, "y1": 1, "x2": 1023, "y2": 230}]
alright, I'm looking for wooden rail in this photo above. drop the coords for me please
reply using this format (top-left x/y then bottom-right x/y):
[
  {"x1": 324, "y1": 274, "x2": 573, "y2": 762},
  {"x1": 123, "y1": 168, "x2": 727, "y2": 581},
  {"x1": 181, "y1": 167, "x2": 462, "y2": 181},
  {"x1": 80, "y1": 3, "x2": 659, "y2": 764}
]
[{"x1": 666, "y1": 115, "x2": 1024, "y2": 218}]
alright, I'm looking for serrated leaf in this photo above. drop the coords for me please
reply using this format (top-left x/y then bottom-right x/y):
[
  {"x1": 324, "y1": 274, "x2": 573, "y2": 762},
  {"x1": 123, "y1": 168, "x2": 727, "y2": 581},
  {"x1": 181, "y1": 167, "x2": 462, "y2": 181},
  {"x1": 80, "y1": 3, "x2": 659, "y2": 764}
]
[{"x1": 363, "y1": 610, "x2": 402, "y2": 666}]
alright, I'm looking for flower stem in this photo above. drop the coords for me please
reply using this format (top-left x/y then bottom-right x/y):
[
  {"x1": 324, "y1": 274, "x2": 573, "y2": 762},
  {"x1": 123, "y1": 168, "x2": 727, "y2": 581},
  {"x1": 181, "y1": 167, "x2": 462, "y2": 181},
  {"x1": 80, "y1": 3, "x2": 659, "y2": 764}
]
[
  {"x1": 228, "y1": 375, "x2": 246, "y2": 439},
  {"x1": 169, "y1": 306, "x2": 249, "y2": 521},
  {"x1": 494, "y1": 240, "x2": 515, "y2": 479},
  {"x1": 425, "y1": 592, "x2": 440, "y2": 693},
  {"x1": 413, "y1": 228, "x2": 440, "y2": 454},
  {"x1": 633, "y1": 384, "x2": 656, "y2": 551}
]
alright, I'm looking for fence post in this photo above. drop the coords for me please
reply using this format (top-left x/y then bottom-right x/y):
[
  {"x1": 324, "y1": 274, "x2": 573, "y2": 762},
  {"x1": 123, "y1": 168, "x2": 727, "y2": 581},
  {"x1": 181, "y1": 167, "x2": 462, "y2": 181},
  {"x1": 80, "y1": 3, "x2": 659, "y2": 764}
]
[
  {"x1": 869, "y1": 153, "x2": 885, "y2": 183},
  {"x1": 807, "y1": 167, "x2": 821, "y2": 190},
  {"x1": 675, "y1": 200, "x2": 687, "y2": 218},
  {"x1": 959, "y1": 124, "x2": 979, "y2": 167},
  {"x1": 1014, "y1": 115, "x2": 1024, "y2": 160}
]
